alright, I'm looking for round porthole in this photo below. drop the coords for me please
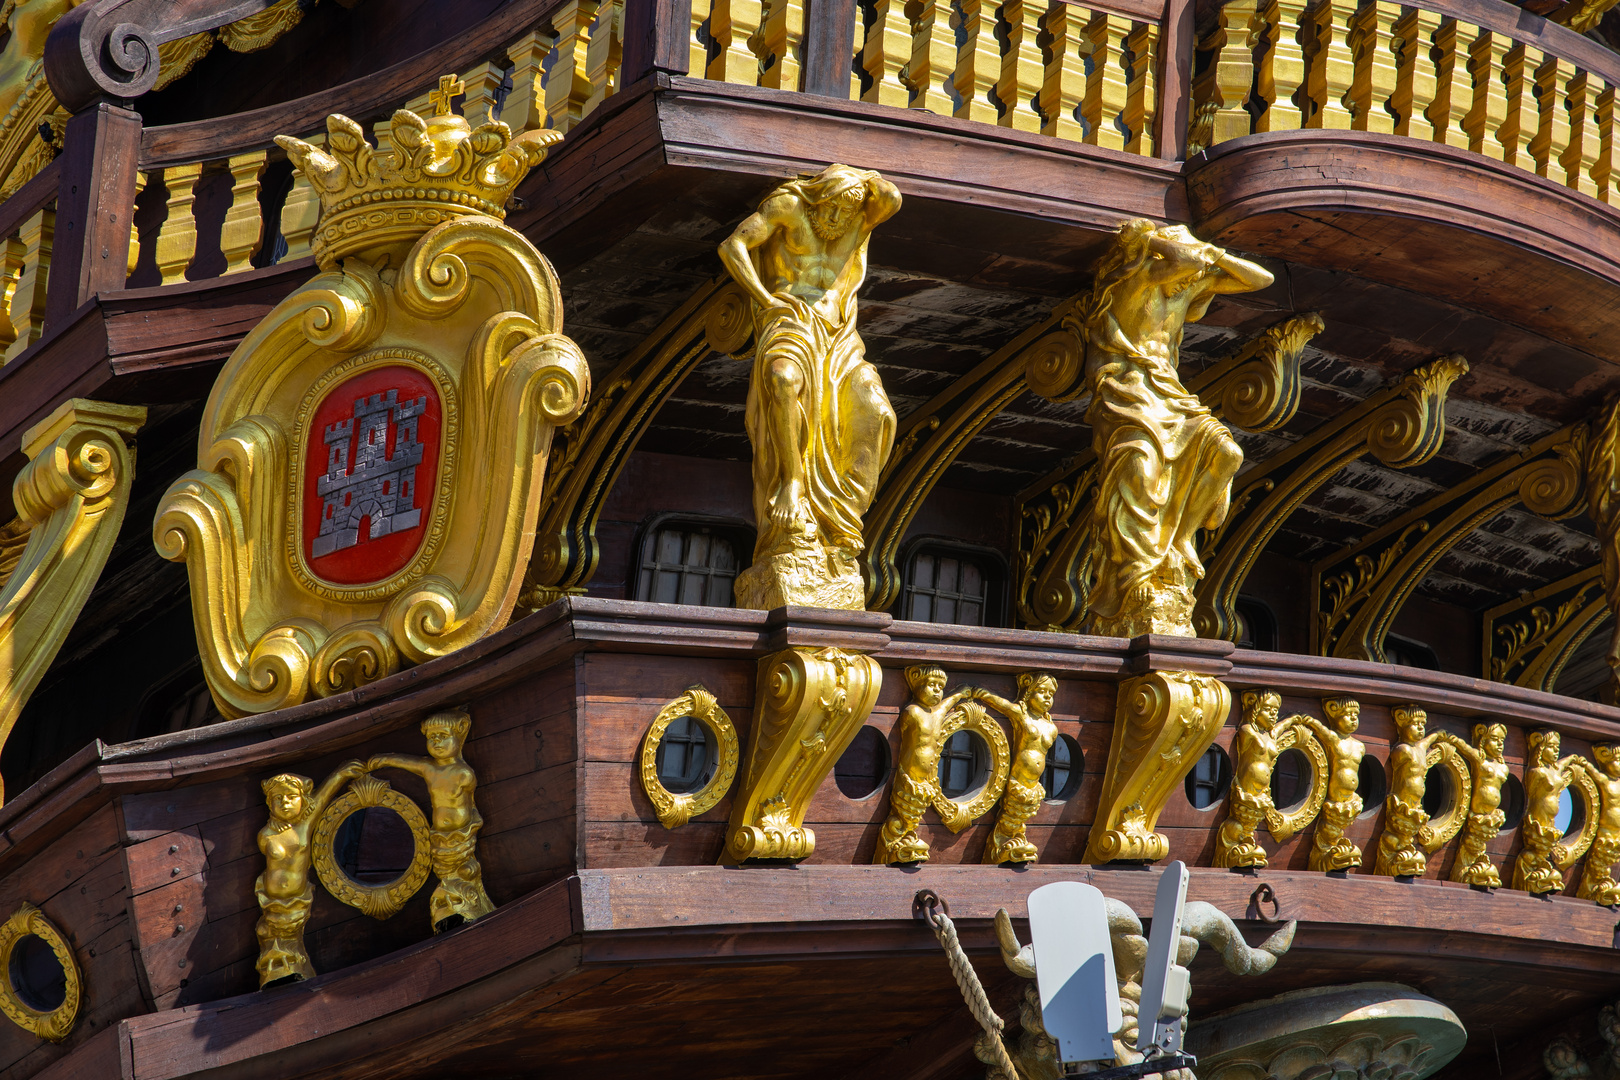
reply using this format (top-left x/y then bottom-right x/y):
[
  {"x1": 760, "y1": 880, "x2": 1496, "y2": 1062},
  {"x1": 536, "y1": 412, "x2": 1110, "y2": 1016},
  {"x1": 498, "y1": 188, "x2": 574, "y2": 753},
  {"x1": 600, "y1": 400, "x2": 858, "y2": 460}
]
[
  {"x1": 640, "y1": 685, "x2": 741, "y2": 829},
  {"x1": 1421, "y1": 763, "x2": 1455, "y2": 820},
  {"x1": 1270, "y1": 747, "x2": 1312, "y2": 814},
  {"x1": 835, "y1": 726, "x2": 892, "y2": 799},
  {"x1": 939, "y1": 729, "x2": 992, "y2": 799},
  {"x1": 1556, "y1": 787, "x2": 1585, "y2": 838},
  {"x1": 1356, "y1": 755, "x2": 1387, "y2": 818},
  {"x1": 313, "y1": 777, "x2": 433, "y2": 920},
  {"x1": 655, "y1": 714, "x2": 719, "y2": 795},
  {"x1": 1042, "y1": 734, "x2": 1084, "y2": 802},
  {"x1": 1185, "y1": 745, "x2": 1233, "y2": 810},
  {"x1": 0, "y1": 905, "x2": 80, "y2": 1042},
  {"x1": 1499, "y1": 773, "x2": 1526, "y2": 832}
]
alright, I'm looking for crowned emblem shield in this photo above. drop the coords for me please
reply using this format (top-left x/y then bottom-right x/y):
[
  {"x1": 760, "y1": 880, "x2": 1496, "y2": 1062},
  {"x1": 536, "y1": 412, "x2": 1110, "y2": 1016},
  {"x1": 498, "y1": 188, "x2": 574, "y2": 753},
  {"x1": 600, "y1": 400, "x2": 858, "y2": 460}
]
[{"x1": 154, "y1": 79, "x2": 589, "y2": 718}]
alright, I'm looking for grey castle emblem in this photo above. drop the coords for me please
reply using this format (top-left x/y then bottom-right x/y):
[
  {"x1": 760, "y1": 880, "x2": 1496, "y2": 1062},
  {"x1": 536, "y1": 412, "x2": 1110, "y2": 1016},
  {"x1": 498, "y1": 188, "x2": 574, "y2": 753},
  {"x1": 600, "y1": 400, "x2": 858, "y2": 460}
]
[{"x1": 311, "y1": 389, "x2": 428, "y2": 558}]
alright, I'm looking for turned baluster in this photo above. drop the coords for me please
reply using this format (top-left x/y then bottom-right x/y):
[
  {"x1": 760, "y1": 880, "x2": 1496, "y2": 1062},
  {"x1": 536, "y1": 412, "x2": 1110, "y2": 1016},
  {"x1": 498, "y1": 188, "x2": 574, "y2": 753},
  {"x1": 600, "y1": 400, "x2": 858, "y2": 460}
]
[
  {"x1": 908, "y1": 0, "x2": 956, "y2": 114},
  {"x1": 1532, "y1": 55, "x2": 1575, "y2": 185},
  {"x1": 1596, "y1": 83, "x2": 1618, "y2": 203},
  {"x1": 127, "y1": 171, "x2": 147, "y2": 280},
  {"x1": 1562, "y1": 70, "x2": 1600, "y2": 197},
  {"x1": 3, "y1": 208, "x2": 50, "y2": 363},
  {"x1": 953, "y1": 0, "x2": 1001, "y2": 122},
  {"x1": 1464, "y1": 30, "x2": 1510, "y2": 159},
  {"x1": 220, "y1": 151, "x2": 267, "y2": 275},
  {"x1": 756, "y1": 0, "x2": 804, "y2": 90},
  {"x1": 1191, "y1": 0, "x2": 1257, "y2": 147},
  {"x1": 584, "y1": 0, "x2": 624, "y2": 113},
  {"x1": 1255, "y1": 0, "x2": 1308, "y2": 131},
  {"x1": 549, "y1": 1, "x2": 603, "y2": 130},
  {"x1": 1390, "y1": 8, "x2": 1438, "y2": 139},
  {"x1": 691, "y1": 0, "x2": 708, "y2": 77},
  {"x1": 1124, "y1": 21, "x2": 1161, "y2": 153},
  {"x1": 278, "y1": 132, "x2": 324, "y2": 263},
  {"x1": 1305, "y1": 0, "x2": 1355, "y2": 128},
  {"x1": 1344, "y1": 0, "x2": 1397, "y2": 132},
  {"x1": 1085, "y1": 11, "x2": 1133, "y2": 150},
  {"x1": 708, "y1": 0, "x2": 762, "y2": 84},
  {"x1": 997, "y1": 0, "x2": 1045, "y2": 132},
  {"x1": 861, "y1": 0, "x2": 912, "y2": 106},
  {"x1": 1497, "y1": 43, "x2": 1543, "y2": 170},
  {"x1": 1426, "y1": 18, "x2": 1477, "y2": 149},
  {"x1": 1040, "y1": 3, "x2": 1087, "y2": 140},
  {"x1": 0, "y1": 235, "x2": 25, "y2": 351},
  {"x1": 504, "y1": 30, "x2": 555, "y2": 131},
  {"x1": 153, "y1": 162, "x2": 202, "y2": 286},
  {"x1": 462, "y1": 60, "x2": 507, "y2": 125}
]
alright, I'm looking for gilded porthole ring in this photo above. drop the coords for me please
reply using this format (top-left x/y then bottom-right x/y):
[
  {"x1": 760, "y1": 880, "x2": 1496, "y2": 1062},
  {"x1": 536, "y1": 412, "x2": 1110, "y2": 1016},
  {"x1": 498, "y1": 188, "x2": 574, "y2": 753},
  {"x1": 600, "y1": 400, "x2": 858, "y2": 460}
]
[
  {"x1": 0, "y1": 904, "x2": 81, "y2": 1042},
  {"x1": 640, "y1": 685, "x2": 740, "y2": 829},
  {"x1": 1265, "y1": 721, "x2": 1329, "y2": 843},
  {"x1": 930, "y1": 700, "x2": 1012, "y2": 834},
  {"x1": 313, "y1": 775, "x2": 433, "y2": 919}
]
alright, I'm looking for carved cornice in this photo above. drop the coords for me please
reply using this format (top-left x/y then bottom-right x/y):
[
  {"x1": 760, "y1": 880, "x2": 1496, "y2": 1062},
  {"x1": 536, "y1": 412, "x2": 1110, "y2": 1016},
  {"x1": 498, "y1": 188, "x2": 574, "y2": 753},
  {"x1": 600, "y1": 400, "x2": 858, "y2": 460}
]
[
  {"x1": 1193, "y1": 352, "x2": 1466, "y2": 640},
  {"x1": 1483, "y1": 566, "x2": 1607, "y2": 693},
  {"x1": 1015, "y1": 313, "x2": 1322, "y2": 632},
  {"x1": 1314, "y1": 423, "x2": 1589, "y2": 661}
]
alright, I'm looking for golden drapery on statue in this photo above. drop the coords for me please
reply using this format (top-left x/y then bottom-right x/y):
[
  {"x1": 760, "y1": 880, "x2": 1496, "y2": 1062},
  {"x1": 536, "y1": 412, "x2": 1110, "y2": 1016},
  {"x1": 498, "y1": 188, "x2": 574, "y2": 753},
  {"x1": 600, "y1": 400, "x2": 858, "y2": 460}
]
[
  {"x1": 718, "y1": 164, "x2": 900, "y2": 610},
  {"x1": 1079, "y1": 221, "x2": 1274, "y2": 637}
]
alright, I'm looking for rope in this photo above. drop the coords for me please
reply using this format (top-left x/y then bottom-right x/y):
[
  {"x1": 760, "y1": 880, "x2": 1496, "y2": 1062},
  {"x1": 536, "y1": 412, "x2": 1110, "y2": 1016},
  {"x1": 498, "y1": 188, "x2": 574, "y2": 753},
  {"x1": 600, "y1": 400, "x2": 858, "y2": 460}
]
[{"x1": 916, "y1": 890, "x2": 1021, "y2": 1080}]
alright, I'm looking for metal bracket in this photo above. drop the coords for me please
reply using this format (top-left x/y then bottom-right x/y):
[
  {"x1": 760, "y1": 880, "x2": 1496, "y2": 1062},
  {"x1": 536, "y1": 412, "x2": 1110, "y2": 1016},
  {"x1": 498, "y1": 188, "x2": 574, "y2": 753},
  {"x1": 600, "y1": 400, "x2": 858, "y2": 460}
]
[{"x1": 1067, "y1": 1053, "x2": 1197, "y2": 1079}]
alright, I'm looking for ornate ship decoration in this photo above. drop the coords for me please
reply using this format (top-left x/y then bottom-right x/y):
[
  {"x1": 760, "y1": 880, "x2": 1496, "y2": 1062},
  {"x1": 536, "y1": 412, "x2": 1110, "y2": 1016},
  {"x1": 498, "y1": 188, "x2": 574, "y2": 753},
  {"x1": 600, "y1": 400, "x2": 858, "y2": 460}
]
[
  {"x1": 1437, "y1": 723, "x2": 1512, "y2": 887},
  {"x1": 1514, "y1": 729, "x2": 1599, "y2": 895},
  {"x1": 977, "y1": 673, "x2": 1059, "y2": 865},
  {"x1": 874, "y1": 665, "x2": 982, "y2": 865},
  {"x1": 1373, "y1": 707, "x2": 1469, "y2": 878},
  {"x1": 153, "y1": 75, "x2": 590, "y2": 717},
  {"x1": 1302, "y1": 697, "x2": 1367, "y2": 871},
  {"x1": 1215, "y1": 690, "x2": 1327, "y2": 870}
]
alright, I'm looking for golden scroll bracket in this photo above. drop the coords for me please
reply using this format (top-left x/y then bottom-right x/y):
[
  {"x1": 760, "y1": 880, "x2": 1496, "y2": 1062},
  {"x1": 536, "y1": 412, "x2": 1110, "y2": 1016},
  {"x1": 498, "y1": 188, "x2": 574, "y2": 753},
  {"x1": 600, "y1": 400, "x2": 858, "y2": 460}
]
[{"x1": 1085, "y1": 635, "x2": 1235, "y2": 864}]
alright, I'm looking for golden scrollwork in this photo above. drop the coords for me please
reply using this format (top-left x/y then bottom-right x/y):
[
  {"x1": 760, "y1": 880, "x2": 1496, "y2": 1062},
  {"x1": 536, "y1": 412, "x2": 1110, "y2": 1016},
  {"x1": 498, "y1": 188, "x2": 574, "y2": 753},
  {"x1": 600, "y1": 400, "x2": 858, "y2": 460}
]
[
  {"x1": 255, "y1": 763, "x2": 364, "y2": 986},
  {"x1": 1301, "y1": 697, "x2": 1366, "y2": 871},
  {"x1": 1056, "y1": 220, "x2": 1273, "y2": 637},
  {"x1": 0, "y1": 903, "x2": 80, "y2": 1041},
  {"x1": 716, "y1": 164, "x2": 900, "y2": 610},
  {"x1": 1216, "y1": 690, "x2": 1328, "y2": 868},
  {"x1": 1085, "y1": 669, "x2": 1232, "y2": 863},
  {"x1": 1373, "y1": 706, "x2": 1454, "y2": 877},
  {"x1": 1514, "y1": 730, "x2": 1599, "y2": 895},
  {"x1": 1484, "y1": 567, "x2": 1607, "y2": 693},
  {"x1": 523, "y1": 280, "x2": 750, "y2": 609},
  {"x1": 1586, "y1": 397, "x2": 1620, "y2": 700},
  {"x1": 311, "y1": 775, "x2": 432, "y2": 920},
  {"x1": 976, "y1": 673, "x2": 1059, "y2": 865},
  {"x1": 640, "y1": 685, "x2": 741, "y2": 830},
  {"x1": 1316, "y1": 423, "x2": 1588, "y2": 661},
  {"x1": 1193, "y1": 311, "x2": 1323, "y2": 432},
  {"x1": 1573, "y1": 744, "x2": 1620, "y2": 905},
  {"x1": 1436, "y1": 723, "x2": 1510, "y2": 887},
  {"x1": 875, "y1": 665, "x2": 977, "y2": 864},
  {"x1": 154, "y1": 79, "x2": 589, "y2": 717},
  {"x1": 723, "y1": 647, "x2": 882, "y2": 863},
  {"x1": 1194, "y1": 353, "x2": 1466, "y2": 641},
  {"x1": 367, "y1": 709, "x2": 496, "y2": 931},
  {"x1": 0, "y1": 399, "x2": 145, "y2": 803}
]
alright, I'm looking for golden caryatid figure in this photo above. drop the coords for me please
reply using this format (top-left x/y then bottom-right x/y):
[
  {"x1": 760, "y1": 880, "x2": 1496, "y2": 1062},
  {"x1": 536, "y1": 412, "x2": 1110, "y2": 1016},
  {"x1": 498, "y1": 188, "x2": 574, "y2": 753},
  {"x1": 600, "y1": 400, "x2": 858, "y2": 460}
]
[
  {"x1": 1516, "y1": 729, "x2": 1579, "y2": 894},
  {"x1": 1301, "y1": 697, "x2": 1365, "y2": 871},
  {"x1": 978, "y1": 673, "x2": 1058, "y2": 865},
  {"x1": 1574, "y1": 744, "x2": 1620, "y2": 905},
  {"x1": 1214, "y1": 689, "x2": 1295, "y2": 869},
  {"x1": 718, "y1": 164, "x2": 900, "y2": 610},
  {"x1": 255, "y1": 763, "x2": 363, "y2": 986},
  {"x1": 367, "y1": 710, "x2": 495, "y2": 931},
  {"x1": 873, "y1": 665, "x2": 976, "y2": 865},
  {"x1": 1079, "y1": 221, "x2": 1273, "y2": 637},
  {"x1": 1440, "y1": 723, "x2": 1510, "y2": 887},
  {"x1": 1373, "y1": 706, "x2": 1448, "y2": 877}
]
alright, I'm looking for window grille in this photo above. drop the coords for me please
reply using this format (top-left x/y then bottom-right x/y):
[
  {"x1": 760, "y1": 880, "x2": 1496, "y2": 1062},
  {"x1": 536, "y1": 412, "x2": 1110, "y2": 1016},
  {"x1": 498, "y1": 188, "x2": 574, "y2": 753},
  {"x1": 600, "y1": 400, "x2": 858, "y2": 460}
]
[
  {"x1": 634, "y1": 521, "x2": 749, "y2": 607},
  {"x1": 902, "y1": 545, "x2": 1000, "y2": 626}
]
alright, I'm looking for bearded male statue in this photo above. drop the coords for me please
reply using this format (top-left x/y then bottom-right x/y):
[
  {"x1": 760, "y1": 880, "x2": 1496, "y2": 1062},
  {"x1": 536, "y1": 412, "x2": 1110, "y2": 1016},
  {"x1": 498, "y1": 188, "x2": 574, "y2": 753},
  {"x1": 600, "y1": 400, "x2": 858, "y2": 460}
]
[{"x1": 718, "y1": 164, "x2": 900, "y2": 610}]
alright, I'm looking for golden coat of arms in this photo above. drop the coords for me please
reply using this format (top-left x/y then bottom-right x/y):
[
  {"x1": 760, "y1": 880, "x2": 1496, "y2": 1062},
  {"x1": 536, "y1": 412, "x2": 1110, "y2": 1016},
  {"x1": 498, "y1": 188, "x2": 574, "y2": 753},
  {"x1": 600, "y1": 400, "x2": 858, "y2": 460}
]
[{"x1": 155, "y1": 76, "x2": 590, "y2": 717}]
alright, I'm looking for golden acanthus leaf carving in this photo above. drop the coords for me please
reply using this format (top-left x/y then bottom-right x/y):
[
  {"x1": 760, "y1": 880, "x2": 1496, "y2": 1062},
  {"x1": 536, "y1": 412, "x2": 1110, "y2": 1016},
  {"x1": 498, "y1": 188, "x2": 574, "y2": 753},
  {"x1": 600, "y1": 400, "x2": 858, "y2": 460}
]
[
  {"x1": 154, "y1": 78, "x2": 589, "y2": 717},
  {"x1": 717, "y1": 164, "x2": 901, "y2": 610},
  {"x1": 0, "y1": 903, "x2": 81, "y2": 1041}
]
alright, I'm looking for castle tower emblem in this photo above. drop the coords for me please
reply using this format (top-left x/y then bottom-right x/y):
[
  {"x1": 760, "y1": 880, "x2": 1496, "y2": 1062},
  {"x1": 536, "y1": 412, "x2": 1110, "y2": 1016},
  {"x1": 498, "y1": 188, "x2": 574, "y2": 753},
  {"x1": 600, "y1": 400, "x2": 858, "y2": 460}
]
[{"x1": 312, "y1": 389, "x2": 427, "y2": 558}]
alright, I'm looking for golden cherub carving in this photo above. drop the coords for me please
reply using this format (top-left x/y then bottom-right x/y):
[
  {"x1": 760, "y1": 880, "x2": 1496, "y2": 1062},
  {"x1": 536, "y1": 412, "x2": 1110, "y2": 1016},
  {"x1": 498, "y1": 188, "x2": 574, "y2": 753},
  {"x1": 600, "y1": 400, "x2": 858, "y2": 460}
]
[
  {"x1": 1438, "y1": 723, "x2": 1510, "y2": 887},
  {"x1": 874, "y1": 665, "x2": 976, "y2": 865},
  {"x1": 717, "y1": 163, "x2": 901, "y2": 610},
  {"x1": 1515, "y1": 729, "x2": 1580, "y2": 895},
  {"x1": 1574, "y1": 744, "x2": 1620, "y2": 906},
  {"x1": 1214, "y1": 689, "x2": 1295, "y2": 869},
  {"x1": 1301, "y1": 697, "x2": 1365, "y2": 871},
  {"x1": 255, "y1": 763, "x2": 364, "y2": 987},
  {"x1": 367, "y1": 709, "x2": 495, "y2": 931},
  {"x1": 1078, "y1": 220, "x2": 1273, "y2": 637},
  {"x1": 977, "y1": 673, "x2": 1059, "y2": 865},
  {"x1": 1373, "y1": 706, "x2": 1449, "y2": 877}
]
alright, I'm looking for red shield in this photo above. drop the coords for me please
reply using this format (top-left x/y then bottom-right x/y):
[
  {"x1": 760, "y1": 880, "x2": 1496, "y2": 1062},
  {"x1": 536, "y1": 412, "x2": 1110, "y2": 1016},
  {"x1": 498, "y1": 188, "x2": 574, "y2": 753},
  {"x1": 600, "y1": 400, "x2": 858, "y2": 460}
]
[{"x1": 302, "y1": 366, "x2": 442, "y2": 585}]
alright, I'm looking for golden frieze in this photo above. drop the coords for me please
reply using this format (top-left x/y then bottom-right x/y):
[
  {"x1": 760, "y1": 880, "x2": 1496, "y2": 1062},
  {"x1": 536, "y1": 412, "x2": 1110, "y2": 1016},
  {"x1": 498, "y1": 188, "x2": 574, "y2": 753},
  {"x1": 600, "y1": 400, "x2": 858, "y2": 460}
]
[
  {"x1": 0, "y1": 903, "x2": 80, "y2": 1041},
  {"x1": 154, "y1": 78, "x2": 589, "y2": 717},
  {"x1": 640, "y1": 685, "x2": 740, "y2": 830}
]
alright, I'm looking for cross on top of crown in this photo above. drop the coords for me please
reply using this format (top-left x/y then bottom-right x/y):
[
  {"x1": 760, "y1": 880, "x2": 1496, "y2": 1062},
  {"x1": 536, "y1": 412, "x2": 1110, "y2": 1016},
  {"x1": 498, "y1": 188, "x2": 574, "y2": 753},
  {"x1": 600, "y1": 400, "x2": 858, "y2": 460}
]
[{"x1": 428, "y1": 74, "x2": 464, "y2": 116}]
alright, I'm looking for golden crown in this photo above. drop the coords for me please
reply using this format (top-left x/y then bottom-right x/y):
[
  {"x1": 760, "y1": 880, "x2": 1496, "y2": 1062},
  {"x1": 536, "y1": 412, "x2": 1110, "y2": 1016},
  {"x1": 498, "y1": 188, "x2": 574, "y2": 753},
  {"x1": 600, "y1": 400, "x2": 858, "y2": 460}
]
[{"x1": 275, "y1": 75, "x2": 562, "y2": 269}]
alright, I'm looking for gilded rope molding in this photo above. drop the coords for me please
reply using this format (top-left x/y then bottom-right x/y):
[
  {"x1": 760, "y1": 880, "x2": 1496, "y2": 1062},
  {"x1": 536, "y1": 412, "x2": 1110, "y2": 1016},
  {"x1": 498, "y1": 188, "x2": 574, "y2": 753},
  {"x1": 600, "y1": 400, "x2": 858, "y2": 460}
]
[
  {"x1": 0, "y1": 398, "x2": 144, "y2": 803},
  {"x1": 1314, "y1": 422, "x2": 1589, "y2": 661}
]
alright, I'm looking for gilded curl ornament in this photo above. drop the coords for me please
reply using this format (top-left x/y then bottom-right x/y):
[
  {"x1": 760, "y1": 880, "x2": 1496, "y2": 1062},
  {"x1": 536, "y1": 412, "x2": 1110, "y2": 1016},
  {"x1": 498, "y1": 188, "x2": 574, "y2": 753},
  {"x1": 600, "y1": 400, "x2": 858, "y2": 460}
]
[
  {"x1": 154, "y1": 76, "x2": 590, "y2": 716},
  {"x1": 717, "y1": 164, "x2": 900, "y2": 610},
  {"x1": 1027, "y1": 219, "x2": 1273, "y2": 638}
]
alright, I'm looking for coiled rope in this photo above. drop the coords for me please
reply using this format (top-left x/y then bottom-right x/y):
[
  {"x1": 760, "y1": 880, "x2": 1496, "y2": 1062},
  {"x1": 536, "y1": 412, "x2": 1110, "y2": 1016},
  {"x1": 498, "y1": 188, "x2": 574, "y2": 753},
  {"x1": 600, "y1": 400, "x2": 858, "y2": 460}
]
[{"x1": 916, "y1": 889, "x2": 1020, "y2": 1080}]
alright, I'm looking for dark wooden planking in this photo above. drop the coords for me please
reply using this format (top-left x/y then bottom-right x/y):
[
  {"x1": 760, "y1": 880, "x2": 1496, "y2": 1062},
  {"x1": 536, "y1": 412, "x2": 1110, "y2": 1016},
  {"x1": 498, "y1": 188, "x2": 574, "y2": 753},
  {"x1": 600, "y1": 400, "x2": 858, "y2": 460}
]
[
  {"x1": 45, "y1": 105, "x2": 142, "y2": 331},
  {"x1": 619, "y1": 0, "x2": 692, "y2": 85},
  {"x1": 0, "y1": 160, "x2": 60, "y2": 247},
  {"x1": 799, "y1": 0, "x2": 859, "y2": 98},
  {"x1": 1156, "y1": 0, "x2": 1195, "y2": 160}
]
